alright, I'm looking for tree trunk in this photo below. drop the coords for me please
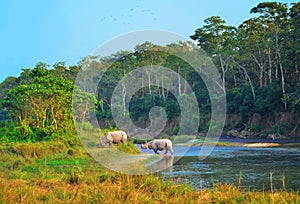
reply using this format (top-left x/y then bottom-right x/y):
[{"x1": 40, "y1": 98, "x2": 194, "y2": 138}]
[
  {"x1": 148, "y1": 72, "x2": 151, "y2": 95},
  {"x1": 234, "y1": 74, "x2": 237, "y2": 87},
  {"x1": 51, "y1": 106, "x2": 58, "y2": 130},
  {"x1": 184, "y1": 80, "x2": 187, "y2": 94},
  {"x1": 260, "y1": 69, "x2": 264, "y2": 88},
  {"x1": 178, "y1": 66, "x2": 182, "y2": 96},
  {"x1": 252, "y1": 54, "x2": 264, "y2": 88},
  {"x1": 289, "y1": 118, "x2": 300, "y2": 136},
  {"x1": 234, "y1": 61, "x2": 256, "y2": 100},
  {"x1": 267, "y1": 47, "x2": 272, "y2": 84},
  {"x1": 219, "y1": 54, "x2": 227, "y2": 93},
  {"x1": 279, "y1": 62, "x2": 287, "y2": 110},
  {"x1": 275, "y1": 26, "x2": 287, "y2": 110},
  {"x1": 161, "y1": 73, "x2": 166, "y2": 101},
  {"x1": 122, "y1": 81, "x2": 126, "y2": 116}
]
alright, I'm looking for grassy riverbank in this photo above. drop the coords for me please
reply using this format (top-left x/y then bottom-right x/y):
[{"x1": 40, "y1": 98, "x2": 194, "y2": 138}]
[{"x1": 0, "y1": 141, "x2": 299, "y2": 203}]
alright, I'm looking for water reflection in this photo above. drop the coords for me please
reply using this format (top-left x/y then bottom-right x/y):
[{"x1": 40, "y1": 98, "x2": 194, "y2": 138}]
[
  {"x1": 159, "y1": 145, "x2": 300, "y2": 190},
  {"x1": 146, "y1": 155, "x2": 174, "y2": 173}
]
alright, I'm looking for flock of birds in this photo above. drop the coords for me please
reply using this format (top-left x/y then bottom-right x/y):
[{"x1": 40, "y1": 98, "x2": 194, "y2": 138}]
[{"x1": 99, "y1": 5, "x2": 156, "y2": 25}]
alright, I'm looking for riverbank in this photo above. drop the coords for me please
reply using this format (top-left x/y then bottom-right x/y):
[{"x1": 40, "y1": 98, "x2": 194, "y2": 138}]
[
  {"x1": 1, "y1": 175, "x2": 299, "y2": 203},
  {"x1": 220, "y1": 137, "x2": 300, "y2": 147},
  {"x1": 0, "y1": 141, "x2": 299, "y2": 203},
  {"x1": 176, "y1": 136, "x2": 300, "y2": 148}
]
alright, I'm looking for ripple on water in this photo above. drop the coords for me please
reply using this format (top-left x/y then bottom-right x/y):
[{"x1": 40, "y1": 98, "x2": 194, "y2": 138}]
[{"x1": 159, "y1": 145, "x2": 300, "y2": 190}]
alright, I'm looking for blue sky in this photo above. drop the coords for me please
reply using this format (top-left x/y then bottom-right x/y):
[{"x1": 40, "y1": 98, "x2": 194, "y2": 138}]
[{"x1": 0, "y1": 0, "x2": 295, "y2": 82}]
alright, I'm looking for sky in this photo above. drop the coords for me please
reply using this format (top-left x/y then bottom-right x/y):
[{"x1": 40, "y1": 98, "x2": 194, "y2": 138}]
[{"x1": 0, "y1": 0, "x2": 296, "y2": 82}]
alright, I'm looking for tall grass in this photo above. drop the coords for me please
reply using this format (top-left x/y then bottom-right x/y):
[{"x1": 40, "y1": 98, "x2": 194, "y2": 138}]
[
  {"x1": 0, "y1": 141, "x2": 299, "y2": 203},
  {"x1": 116, "y1": 141, "x2": 141, "y2": 154},
  {"x1": 0, "y1": 175, "x2": 298, "y2": 203}
]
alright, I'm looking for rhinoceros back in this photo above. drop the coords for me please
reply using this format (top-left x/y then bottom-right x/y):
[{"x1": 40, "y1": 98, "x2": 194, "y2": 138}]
[
  {"x1": 150, "y1": 139, "x2": 173, "y2": 154},
  {"x1": 107, "y1": 131, "x2": 127, "y2": 143}
]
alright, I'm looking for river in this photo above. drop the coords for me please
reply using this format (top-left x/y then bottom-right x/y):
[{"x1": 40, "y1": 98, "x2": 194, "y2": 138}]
[{"x1": 138, "y1": 141, "x2": 300, "y2": 191}]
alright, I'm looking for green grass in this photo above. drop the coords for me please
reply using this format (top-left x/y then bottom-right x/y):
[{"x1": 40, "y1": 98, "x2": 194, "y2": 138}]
[
  {"x1": 170, "y1": 135, "x2": 238, "y2": 146},
  {"x1": 116, "y1": 141, "x2": 141, "y2": 154},
  {"x1": 172, "y1": 137, "x2": 237, "y2": 146},
  {"x1": 0, "y1": 141, "x2": 299, "y2": 203}
]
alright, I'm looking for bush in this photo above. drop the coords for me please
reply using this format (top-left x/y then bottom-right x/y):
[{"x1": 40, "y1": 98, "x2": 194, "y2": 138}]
[
  {"x1": 173, "y1": 126, "x2": 180, "y2": 135},
  {"x1": 8, "y1": 141, "x2": 67, "y2": 158},
  {"x1": 246, "y1": 125, "x2": 261, "y2": 132},
  {"x1": 0, "y1": 126, "x2": 22, "y2": 142},
  {"x1": 116, "y1": 141, "x2": 140, "y2": 154},
  {"x1": 77, "y1": 122, "x2": 94, "y2": 131}
]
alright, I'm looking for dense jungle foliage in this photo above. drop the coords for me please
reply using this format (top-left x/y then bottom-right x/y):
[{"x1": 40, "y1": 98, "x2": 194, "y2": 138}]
[{"x1": 0, "y1": 2, "x2": 299, "y2": 142}]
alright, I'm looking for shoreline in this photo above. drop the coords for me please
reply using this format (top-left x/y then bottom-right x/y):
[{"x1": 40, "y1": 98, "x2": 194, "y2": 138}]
[
  {"x1": 173, "y1": 137, "x2": 300, "y2": 147},
  {"x1": 218, "y1": 136, "x2": 300, "y2": 143}
]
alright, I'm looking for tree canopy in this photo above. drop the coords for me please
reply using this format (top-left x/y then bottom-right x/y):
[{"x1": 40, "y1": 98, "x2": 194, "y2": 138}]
[{"x1": 0, "y1": 1, "x2": 299, "y2": 142}]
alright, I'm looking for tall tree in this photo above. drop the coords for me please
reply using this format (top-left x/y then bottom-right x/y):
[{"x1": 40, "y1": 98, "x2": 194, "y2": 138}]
[
  {"x1": 190, "y1": 16, "x2": 238, "y2": 93},
  {"x1": 134, "y1": 42, "x2": 168, "y2": 95},
  {"x1": 287, "y1": 2, "x2": 300, "y2": 82},
  {"x1": 238, "y1": 18, "x2": 273, "y2": 88},
  {"x1": 6, "y1": 66, "x2": 73, "y2": 138},
  {"x1": 250, "y1": 2, "x2": 289, "y2": 110}
]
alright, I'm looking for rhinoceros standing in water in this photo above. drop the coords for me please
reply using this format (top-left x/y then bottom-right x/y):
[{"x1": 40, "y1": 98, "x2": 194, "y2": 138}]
[
  {"x1": 141, "y1": 139, "x2": 174, "y2": 155},
  {"x1": 99, "y1": 131, "x2": 128, "y2": 148}
]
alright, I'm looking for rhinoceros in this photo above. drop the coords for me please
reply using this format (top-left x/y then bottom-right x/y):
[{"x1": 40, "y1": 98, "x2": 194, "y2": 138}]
[
  {"x1": 99, "y1": 131, "x2": 128, "y2": 148},
  {"x1": 141, "y1": 139, "x2": 174, "y2": 155}
]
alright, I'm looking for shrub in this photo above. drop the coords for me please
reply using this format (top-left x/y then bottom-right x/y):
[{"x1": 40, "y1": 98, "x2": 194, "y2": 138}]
[
  {"x1": 246, "y1": 125, "x2": 261, "y2": 132},
  {"x1": 116, "y1": 141, "x2": 140, "y2": 154},
  {"x1": 77, "y1": 122, "x2": 94, "y2": 131},
  {"x1": 8, "y1": 141, "x2": 67, "y2": 158},
  {"x1": 173, "y1": 126, "x2": 180, "y2": 135}
]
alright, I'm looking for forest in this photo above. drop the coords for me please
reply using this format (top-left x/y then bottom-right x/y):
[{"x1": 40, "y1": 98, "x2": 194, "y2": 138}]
[
  {"x1": 0, "y1": 2, "x2": 300, "y2": 203},
  {"x1": 0, "y1": 2, "x2": 299, "y2": 143}
]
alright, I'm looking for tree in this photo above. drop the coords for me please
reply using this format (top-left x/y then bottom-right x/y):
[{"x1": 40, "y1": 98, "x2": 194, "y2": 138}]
[
  {"x1": 190, "y1": 16, "x2": 238, "y2": 93},
  {"x1": 6, "y1": 66, "x2": 74, "y2": 139},
  {"x1": 250, "y1": 2, "x2": 289, "y2": 110},
  {"x1": 238, "y1": 18, "x2": 273, "y2": 88},
  {"x1": 52, "y1": 61, "x2": 68, "y2": 77},
  {"x1": 72, "y1": 86, "x2": 97, "y2": 124},
  {"x1": 287, "y1": 2, "x2": 300, "y2": 82},
  {"x1": 134, "y1": 42, "x2": 168, "y2": 95}
]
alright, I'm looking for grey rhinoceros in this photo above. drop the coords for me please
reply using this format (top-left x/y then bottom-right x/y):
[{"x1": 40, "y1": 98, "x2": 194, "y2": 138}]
[
  {"x1": 99, "y1": 131, "x2": 128, "y2": 148},
  {"x1": 141, "y1": 139, "x2": 174, "y2": 155}
]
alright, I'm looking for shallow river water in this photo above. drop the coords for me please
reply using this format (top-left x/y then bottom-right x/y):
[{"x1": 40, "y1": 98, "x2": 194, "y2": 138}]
[{"x1": 139, "y1": 143, "x2": 300, "y2": 191}]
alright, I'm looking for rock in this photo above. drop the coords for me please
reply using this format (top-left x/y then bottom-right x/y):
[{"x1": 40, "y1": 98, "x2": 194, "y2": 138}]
[
  {"x1": 227, "y1": 130, "x2": 239, "y2": 137},
  {"x1": 239, "y1": 130, "x2": 253, "y2": 139},
  {"x1": 267, "y1": 134, "x2": 275, "y2": 140},
  {"x1": 228, "y1": 129, "x2": 258, "y2": 139},
  {"x1": 267, "y1": 134, "x2": 288, "y2": 140},
  {"x1": 277, "y1": 135, "x2": 288, "y2": 139}
]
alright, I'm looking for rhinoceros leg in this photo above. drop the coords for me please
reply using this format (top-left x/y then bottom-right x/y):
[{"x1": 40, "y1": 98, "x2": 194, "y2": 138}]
[{"x1": 121, "y1": 132, "x2": 127, "y2": 143}]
